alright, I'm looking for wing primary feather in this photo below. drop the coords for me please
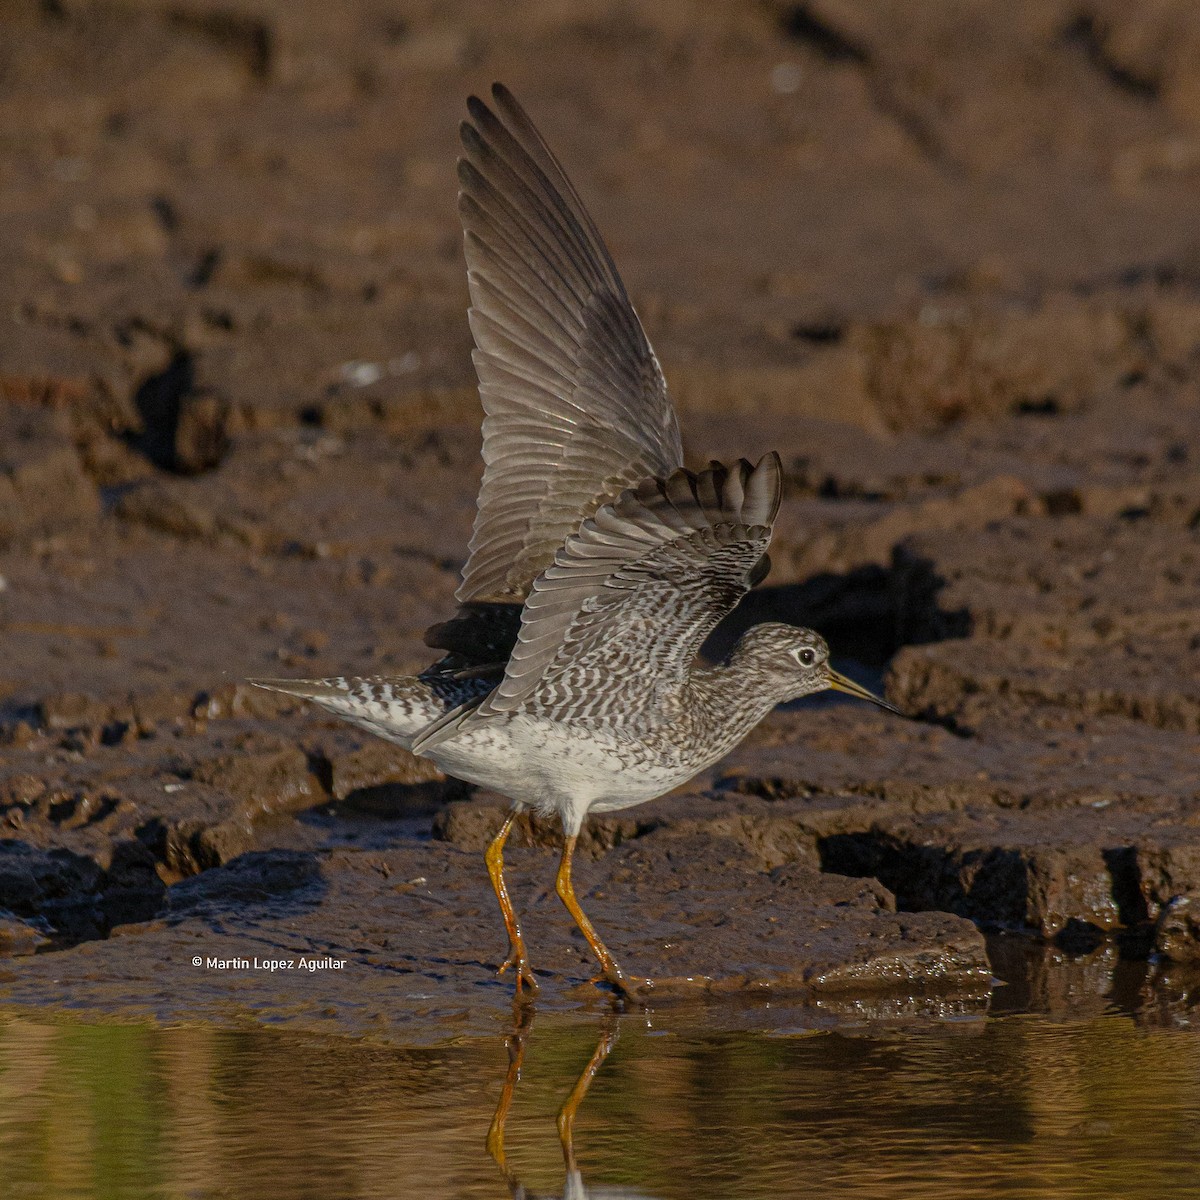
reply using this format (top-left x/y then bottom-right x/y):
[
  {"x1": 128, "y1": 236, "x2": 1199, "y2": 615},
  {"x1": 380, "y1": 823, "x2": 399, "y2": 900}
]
[
  {"x1": 488, "y1": 83, "x2": 626, "y2": 295},
  {"x1": 466, "y1": 98, "x2": 613, "y2": 289},
  {"x1": 460, "y1": 125, "x2": 599, "y2": 292},
  {"x1": 453, "y1": 86, "x2": 684, "y2": 606}
]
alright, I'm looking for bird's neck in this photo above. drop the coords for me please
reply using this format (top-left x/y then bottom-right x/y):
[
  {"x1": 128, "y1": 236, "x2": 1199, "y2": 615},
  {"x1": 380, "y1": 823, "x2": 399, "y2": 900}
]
[{"x1": 682, "y1": 656, "x2": 791, "y2": 761}]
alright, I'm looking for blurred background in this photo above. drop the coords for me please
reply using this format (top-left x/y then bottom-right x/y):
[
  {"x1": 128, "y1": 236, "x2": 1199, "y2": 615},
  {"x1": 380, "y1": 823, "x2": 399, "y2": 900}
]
[{"x1": 4, "y1": 0, "x2": 1200, "y2": 693}]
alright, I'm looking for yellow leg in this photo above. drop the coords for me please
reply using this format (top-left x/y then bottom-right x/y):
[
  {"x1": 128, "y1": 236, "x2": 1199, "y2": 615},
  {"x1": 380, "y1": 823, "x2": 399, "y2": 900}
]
[
  {"x1": 486, "y1": 811, "x2": 538, "y2": 995},
  {"x1": 556, "y1": 1023, "x2": 618, "y2": 1173},
  {"x1": 555, "y1": 834, "x2": 648, "y2": 997}
]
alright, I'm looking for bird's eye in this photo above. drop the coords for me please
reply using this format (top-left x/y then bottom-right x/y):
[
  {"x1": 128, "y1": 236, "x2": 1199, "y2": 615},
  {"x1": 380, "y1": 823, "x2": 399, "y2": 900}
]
[{"x1": 797, "y1": 647, "x2": 816, "y2": 667}]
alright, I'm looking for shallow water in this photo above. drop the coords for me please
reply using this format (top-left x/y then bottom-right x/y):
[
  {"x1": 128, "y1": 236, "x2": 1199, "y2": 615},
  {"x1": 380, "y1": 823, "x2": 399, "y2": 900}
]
[{"x1": 3, "y1": 1003, "x2": 1200, "y2": 1200}]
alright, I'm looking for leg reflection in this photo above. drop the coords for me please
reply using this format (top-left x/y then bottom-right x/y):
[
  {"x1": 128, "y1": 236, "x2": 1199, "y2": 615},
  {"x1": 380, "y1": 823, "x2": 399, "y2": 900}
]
[
  {"x1": 486, "y1": 1002, "x2": 535, "y2": 1184},
  {"x1": 486, "y1": 1013, "x2": 620, "y2": 1195},
  {"x1": 556, "y1": 1021, "x2": 618, "y2": 1175}
]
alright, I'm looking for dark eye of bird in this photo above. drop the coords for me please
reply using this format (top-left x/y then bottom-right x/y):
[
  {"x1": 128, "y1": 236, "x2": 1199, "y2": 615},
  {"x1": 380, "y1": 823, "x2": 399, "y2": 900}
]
[{"x1": 798, "y1": 648, "x2": 815, "y2": 667}]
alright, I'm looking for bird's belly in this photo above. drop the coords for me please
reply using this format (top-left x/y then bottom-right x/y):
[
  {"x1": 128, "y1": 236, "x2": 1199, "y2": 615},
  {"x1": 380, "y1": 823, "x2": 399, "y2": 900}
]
[{"x1": 427, "y1": 714, "x2": 691, "y2": 813}]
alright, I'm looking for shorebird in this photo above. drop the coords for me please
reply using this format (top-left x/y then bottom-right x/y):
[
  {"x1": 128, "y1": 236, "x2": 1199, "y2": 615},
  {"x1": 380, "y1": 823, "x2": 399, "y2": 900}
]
[{"x1": 253, "y1": 83, "x2": 898, "y2": 1000}]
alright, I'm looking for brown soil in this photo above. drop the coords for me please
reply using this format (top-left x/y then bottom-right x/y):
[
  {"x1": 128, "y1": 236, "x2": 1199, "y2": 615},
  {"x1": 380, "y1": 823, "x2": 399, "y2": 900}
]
[{"x1": 3, "y1": 0, "x2": 1200, "y2": 1035}]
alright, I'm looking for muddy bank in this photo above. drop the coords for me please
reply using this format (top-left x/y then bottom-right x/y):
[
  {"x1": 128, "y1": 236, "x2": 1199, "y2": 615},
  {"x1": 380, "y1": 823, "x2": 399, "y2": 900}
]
[
  {"x1": 3, "y1": 0, "x2": 1200, "y2": 1034},
  {"x1": 0, "y1": 828, "x2": 992, "y2": 1038}
]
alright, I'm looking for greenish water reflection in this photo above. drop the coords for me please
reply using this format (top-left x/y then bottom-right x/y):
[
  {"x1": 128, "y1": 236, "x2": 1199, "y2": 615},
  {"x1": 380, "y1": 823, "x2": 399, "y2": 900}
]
[{"x1": 1, "y1": 1010, "x2": 1199, "y2": 1199}]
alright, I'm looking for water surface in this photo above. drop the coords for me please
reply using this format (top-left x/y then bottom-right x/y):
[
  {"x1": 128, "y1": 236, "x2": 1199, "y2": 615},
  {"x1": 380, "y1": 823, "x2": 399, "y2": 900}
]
[{"x1": 3, "y1": 1004, "x2": 1199, "y2": 1199}]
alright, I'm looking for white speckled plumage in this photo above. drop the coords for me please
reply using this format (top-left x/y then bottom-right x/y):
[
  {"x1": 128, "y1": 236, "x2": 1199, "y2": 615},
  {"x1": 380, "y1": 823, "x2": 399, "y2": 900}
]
[{"x1": 251, "y1": 84, "x2": 898, "y2": 996}]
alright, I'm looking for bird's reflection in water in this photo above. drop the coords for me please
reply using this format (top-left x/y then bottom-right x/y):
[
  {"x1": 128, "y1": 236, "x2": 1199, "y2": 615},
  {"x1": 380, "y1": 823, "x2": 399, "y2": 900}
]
[{"x1": 487, "y1": 1008, "x2": 658, "y2": 1200}]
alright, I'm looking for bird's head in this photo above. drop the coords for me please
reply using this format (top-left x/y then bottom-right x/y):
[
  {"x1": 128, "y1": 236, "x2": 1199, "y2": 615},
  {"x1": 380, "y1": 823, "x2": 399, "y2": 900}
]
[{"x1": 730, "y1": 623, "x2": 901, "y2": 713}]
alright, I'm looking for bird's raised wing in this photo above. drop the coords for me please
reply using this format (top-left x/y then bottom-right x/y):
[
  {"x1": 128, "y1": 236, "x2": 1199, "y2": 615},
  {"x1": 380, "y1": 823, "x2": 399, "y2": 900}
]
[
  {"x1": 411, "y1": 455, "x2": 781, "y2": 752},
  {"x1": 455, "y1": 82, "x2": 684, "y2": 607}
]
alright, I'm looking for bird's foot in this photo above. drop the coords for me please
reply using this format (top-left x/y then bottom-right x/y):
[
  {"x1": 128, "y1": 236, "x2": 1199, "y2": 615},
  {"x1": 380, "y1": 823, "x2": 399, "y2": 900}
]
[
  {"x1": 591, "y1": 965, "x2": 655, "y2": 1005},
  {"x1": 498, "y1": 950, "x2": 539, "y2": 996}
]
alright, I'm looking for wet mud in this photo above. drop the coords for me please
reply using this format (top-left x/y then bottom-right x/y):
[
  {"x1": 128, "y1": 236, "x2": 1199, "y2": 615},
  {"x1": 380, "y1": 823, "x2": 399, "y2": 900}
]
[{"x1": 3, "y1": 0, "x2": 1200, "y2": 1035}]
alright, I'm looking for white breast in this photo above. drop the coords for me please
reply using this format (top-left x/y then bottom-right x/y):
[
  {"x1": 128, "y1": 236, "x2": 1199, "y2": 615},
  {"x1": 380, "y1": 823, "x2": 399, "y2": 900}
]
[{"x1": 426, "y1": 713, "x2": 690, "y2": 833}]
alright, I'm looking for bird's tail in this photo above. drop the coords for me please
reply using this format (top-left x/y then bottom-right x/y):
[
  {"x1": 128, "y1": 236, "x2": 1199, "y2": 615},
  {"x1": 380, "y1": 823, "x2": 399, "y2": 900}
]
[{"x1": 248, "y1": 676, "x2": 442, "y2": 746}]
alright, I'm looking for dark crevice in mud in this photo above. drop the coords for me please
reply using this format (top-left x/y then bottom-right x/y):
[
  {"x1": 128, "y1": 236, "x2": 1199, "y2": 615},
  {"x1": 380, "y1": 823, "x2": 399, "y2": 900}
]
[
  {"x1": 150, "y1": 195, "x2": 179, "y2": 234},
  {"x1": 304, "y1": 750, "x2": 336, "y2": 799},
  {"x1": 708, "y1": 566, "x2": 899, "y2": 667},
  {"x1": 1061, "y1": 14, "x2": 1160, "y2": 101},
  {"x1": 707, "y1": 551, "x2": 967, "y2": 669},
  {"x1": 817, "y1": 831, "x2": 1162, "y2": 960},
  {"x1": 901, "y1": 709, "x2": 975, "y2": 738},
  {"x1": 888, "y1": 547, "x2": 972, "y2": 646},
  {"x1": 0, "y1": 726, "x2": 342, "y2": 956},
  {"x1": 0, "y1": 703, "x2": 42, "y2": 737},
  {"x1": 814, "y1": 832, "x2": 964, "y2": 929},
  {"x1": 325, "y1": 781, "x2": 460, "y2": 822},
  {"x1": 130, "y1": 349, "x2": 230, "y2": 474},
  {"x1": 165, "y1": 850, "x2": 324, "y2": 918},
  {"x1": 1066, "y1": 261, "x2": 1200, "y2": 304},
  {"x1": 34, "y1": 1, "x2": 274, "y2": 83},
  {"x1": 866, "y1": 78, "x2": 960, "y2": 174},
  {"x1": 98, "y1": 480, "x2": 142, "y2": 514},
  {"x1": 1040, "y1": 488, "x2": 1083, "y2": 516},
  {"x1": 1103, "y1": 845, "x2": 1152, "y2": 928},
  {"x1": 815, "y1": 480, "x2": 886, "y2": 502},
  {"x1": 0, "y1": 839, "x2": 165, "y2": 952},
  {"x1": 132, "y1": 349, "x2": 194, "y2": 469},
  {"x1": 190, "y1": 247, "x2": 222, "y2": 288},
  {"x1": 1014, "y1": 396, "x2": 1061, "y2": 417},
  {"x1": 774, "y1": 3, "x2": 956, "y2": 171},
  {"x1": 0, "y1": 838, "x2": 326, "y2": 955},
  {"x1": 713, "y1": 776, "x2": 818, "y2": 802},
  {"x1": 791, "y1": 320, "x2": 844, "y2": 345},
  {"x1": 165, "y1": 8, "x2": 275, "y2": 81},
  {"x1": 777, "y1": 3, "x2": 868, "y2": 63}
]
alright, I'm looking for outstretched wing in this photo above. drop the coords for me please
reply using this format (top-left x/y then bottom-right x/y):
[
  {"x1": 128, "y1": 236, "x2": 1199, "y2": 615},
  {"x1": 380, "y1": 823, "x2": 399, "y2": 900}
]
[
  {"x1": 455, "y1": 82, "x2": 684, "y2": 606},
  {"x1": 412, "y1": 455, "x2": 781, "y2": 752}
]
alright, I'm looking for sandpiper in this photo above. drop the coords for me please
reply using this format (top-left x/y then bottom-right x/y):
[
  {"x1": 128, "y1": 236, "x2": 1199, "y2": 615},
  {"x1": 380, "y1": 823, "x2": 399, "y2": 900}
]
[{"x1": 252, "y1": 83, "x2": 898, "y2": 999}]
